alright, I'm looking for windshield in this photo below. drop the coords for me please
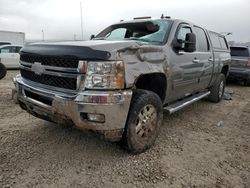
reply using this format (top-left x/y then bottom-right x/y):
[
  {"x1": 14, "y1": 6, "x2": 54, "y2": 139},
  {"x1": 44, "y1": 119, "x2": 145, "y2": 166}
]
[{"x1": 94, "y1": 20, "x2": 171, "y2": 44}]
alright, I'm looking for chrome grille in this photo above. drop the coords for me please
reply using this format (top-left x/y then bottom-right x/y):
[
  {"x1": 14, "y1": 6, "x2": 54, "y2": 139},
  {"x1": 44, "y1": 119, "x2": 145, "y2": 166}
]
[
  {"x1": 19, "y1": 52, "x2": 85, "y2": 91},
  {"x1": 20, "y1": 69, "x2": 78, "y2": 90}
]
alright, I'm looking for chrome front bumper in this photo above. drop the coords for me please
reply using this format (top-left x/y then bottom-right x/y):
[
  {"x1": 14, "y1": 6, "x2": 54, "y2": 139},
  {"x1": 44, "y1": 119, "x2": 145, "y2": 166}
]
[{"x1": 15, "y1": 75, "x2": 133, "y2": 141}]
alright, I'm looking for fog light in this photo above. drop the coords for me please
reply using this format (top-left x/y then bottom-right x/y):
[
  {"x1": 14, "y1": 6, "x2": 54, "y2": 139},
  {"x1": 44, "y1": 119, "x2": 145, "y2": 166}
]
[{"x1": 87, "y1": 113, "x2": 105, "y2": 123}]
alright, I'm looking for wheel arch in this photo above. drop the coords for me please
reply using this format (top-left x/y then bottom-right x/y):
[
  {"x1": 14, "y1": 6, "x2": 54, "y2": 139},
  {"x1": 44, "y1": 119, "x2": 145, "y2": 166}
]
[
  {"x1": 221, "y1": 65, "x2": 229, "y2": 78},
  {"x1": 133, "y1": 73, "x2": 167, "y2": 102}
]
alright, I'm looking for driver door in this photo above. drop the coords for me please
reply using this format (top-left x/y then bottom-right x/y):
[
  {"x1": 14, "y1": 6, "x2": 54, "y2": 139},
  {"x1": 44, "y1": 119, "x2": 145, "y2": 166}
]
[{"x1": 170, "y1": 24, "x2": 200, "y2": 99}]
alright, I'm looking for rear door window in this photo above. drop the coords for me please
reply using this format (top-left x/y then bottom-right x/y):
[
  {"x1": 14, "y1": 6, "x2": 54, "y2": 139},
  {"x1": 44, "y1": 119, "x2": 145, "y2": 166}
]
[
  {"x1": 209, "y1": 32, "x2": 221, "y2": 49},
  {"x1": 194, "y1": 26, "x2": 209, "y2": 52},
  {"x1": 219, "y1": 37, "x2": 228, "y2": 50},
  {"x1": 230, "y1": 47, "x2": 249, "y2": 57}
]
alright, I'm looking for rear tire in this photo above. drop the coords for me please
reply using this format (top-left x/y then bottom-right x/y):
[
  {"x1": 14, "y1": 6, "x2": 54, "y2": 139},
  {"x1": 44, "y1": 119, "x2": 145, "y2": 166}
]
[
  {"x1": 121, "y1": 89, "x2": 163, "y2": 154},
  {"x1": 208, "y1": 74, "x2": 226, "y2": 103},
  {"x1": 0, "y1": 63, "x2": 7, "y2": 80}
]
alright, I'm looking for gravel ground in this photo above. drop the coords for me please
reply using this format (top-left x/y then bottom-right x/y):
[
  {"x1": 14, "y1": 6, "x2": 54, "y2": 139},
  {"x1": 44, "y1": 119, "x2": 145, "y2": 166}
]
[{"x1": 0, "y1": 70, "x2": 250, "y2": 188}]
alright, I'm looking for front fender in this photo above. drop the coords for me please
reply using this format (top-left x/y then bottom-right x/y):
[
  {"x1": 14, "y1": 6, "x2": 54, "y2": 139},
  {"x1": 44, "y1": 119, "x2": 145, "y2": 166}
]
[{"x1": 116, "y1": 45, "x2": 169, "y2": 88}]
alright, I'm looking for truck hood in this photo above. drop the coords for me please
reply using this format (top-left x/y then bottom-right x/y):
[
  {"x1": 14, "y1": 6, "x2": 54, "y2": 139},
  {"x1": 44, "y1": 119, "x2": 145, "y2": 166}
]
[
  {"x1": 21, "y1": 40, "x2": 145, "y2": 61},
  {"x1": 45, "y1": 40, "x2": 144, "y2": 51}
]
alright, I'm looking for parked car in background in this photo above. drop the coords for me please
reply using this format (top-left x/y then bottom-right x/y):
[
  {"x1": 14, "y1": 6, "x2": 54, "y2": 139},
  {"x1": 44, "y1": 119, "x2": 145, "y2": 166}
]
[
  {"x1": 0, "y1": 45, "x2": 22, "y2": 68},
  {"x1": 228, "y1": 46, "x2": 250, "y2": 86},
  {"x1": 0, "y1": 44, "x2": 22, "y2": 79}
]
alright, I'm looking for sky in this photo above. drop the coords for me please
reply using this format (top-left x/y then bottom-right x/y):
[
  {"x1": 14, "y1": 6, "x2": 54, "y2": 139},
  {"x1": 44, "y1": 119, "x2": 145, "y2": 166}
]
[{"x1": 0, "y1": 0, "x2": 250, "y2": 42}]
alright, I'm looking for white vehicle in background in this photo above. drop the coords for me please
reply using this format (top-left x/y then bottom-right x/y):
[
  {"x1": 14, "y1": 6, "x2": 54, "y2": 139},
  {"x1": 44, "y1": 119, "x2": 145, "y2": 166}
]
[
  {"x1": 0, "y1": 45, "x2": 23, "y2": 79},
  {"x1": 0, "y1": 30, "x2": 25, "y2": 79},
  {"x1": 0, "y1": 45, "x2": 22, "y2": 68}
]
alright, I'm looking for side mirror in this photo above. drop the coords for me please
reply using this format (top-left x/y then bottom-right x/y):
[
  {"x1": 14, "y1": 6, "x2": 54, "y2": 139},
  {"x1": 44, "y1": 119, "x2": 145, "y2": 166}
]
[
  {"x1": 172, "y1": 33, "x2": 196, "y2": 53},
  {"x1": 184, "y1": 33, "x2": 196, "y2": 52},
  {"x1": 90, "y1": 34, "x2": 95, "y2": 40}
]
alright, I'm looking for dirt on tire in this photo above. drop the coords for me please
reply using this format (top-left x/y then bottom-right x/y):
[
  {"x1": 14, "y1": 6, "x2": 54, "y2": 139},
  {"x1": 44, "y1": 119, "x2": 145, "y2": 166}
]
[{"x1": 1, "y1": 70, "x2": 250, "y2": 188}]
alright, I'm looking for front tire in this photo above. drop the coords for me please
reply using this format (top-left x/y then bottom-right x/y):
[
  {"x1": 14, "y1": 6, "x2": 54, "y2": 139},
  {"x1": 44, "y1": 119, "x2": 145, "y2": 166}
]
[
  {"x1": 121, "y1": 89, "x2": 163, "y2": 153},
  {"x1": 0, "y1": 63, "x2": 7, "y2": 80},
  {"x1": 208, "y1": 73, "x2": 226, "y2": 103}
]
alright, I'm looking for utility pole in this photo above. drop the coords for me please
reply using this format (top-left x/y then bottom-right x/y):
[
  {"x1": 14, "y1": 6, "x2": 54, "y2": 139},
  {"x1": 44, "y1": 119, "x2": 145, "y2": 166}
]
[
  {"x1": 80, "y1": 1, "x2": 84, "y2": 40},
  {"x1": 42, "y1": 30, "x2": 44, "y2": 41}
]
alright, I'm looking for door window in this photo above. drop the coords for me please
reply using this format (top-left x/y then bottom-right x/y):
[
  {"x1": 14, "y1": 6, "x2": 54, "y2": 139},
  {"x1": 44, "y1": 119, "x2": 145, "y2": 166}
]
[
  {"x1": 194, "y1": 27, "x2": 209, "y2": 52},
  {"x1": 219, "y1": 37, "x2": 228, "y2": 50},
  {"x1": 177, "y1": 26, "x2": 192, "y2": 41},
  {"x1": 0, "y1": 46, "x2": 12, "y2": 53},
  {"x1": 209, "y1": 32, "x2": 221, "y2": 49}
]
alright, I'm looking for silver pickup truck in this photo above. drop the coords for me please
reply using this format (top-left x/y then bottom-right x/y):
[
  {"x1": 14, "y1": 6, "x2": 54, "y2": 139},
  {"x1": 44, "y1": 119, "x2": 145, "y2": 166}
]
[{"x1": 15, "y1": 17, "x2": 231, "y2": 153}]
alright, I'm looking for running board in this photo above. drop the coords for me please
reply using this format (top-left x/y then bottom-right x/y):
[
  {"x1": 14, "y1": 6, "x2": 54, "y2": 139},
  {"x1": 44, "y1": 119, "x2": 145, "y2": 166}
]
[{"x1": 164, "y1": 91, "x2": 210, "y2": 114}]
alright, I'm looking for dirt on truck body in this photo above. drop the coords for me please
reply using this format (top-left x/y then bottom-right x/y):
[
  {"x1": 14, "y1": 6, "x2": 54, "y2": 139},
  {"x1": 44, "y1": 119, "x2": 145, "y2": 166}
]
[{"x1": 15, "y1": 17, "x2": 231, "y2": 153}]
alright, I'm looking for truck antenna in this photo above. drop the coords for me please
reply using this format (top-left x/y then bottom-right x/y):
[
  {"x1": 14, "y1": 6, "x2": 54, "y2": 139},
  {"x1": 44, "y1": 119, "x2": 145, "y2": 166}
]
[{"x1": 161, "y1": 14, "x2": 171, "y2": 19}]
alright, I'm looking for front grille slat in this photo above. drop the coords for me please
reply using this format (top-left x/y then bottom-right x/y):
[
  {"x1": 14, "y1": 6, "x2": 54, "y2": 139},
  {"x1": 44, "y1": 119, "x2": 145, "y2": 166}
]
[
  {"x1": 20, "y1": 54, "x2": 79, "y2": 68},
  {"x1": 21, "y1": 69, "x2": 77, "y2": 90}
]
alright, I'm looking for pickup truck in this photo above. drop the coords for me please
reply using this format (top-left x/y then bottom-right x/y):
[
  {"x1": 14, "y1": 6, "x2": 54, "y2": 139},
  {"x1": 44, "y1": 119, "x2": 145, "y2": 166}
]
[{"x1": 15, "y1": 17, "x2": 231, "y2": 153}]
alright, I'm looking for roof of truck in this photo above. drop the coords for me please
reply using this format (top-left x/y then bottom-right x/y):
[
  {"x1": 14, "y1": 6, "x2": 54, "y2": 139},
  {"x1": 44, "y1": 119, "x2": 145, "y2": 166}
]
[
  {"x1": 208, "y1": 30, "x2": 226, "y2": 38},
  {"x1": 114, "y1": 18, "x2": 183, "y2": 24},
  {"x1": 113, "y1": 18, "x2": 204, "y2": 30}
]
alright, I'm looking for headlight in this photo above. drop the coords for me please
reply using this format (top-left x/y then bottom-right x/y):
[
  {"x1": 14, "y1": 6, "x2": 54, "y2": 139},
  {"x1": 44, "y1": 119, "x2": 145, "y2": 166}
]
[{"x1": 85, "y1": 61, "x2": 125, "y2": 89}]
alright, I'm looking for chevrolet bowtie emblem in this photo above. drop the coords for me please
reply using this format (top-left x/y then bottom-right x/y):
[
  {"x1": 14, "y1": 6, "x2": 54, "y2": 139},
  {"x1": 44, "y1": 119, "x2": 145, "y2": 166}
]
[{"x1": 31, "y1": 62, "x2": 45, "y2": 75}]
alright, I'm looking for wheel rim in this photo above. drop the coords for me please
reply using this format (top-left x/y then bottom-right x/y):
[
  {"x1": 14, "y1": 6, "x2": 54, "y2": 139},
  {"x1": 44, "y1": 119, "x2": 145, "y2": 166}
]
[
  {"x1": 219, "y1": 80, "x2": 224, "y2": 98},
  {"x1": 135, "y1": 105, "x2": 157, "y2": 138}
]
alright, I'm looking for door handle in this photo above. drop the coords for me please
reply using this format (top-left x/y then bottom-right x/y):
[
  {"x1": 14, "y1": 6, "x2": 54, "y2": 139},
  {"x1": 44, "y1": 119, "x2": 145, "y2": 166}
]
[
  {"x1": 208, "y1": 57, "x2": 213, "y2": 62},
  {"x1": 192, "y1": 58, "x2": 200, "y2": 63}
]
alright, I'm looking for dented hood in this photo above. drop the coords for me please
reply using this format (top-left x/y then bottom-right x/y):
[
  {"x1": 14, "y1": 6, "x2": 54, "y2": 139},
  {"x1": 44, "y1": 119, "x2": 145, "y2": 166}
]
[{"x1": 48, "y1": 40, "x2": 143, "y2": 51}]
